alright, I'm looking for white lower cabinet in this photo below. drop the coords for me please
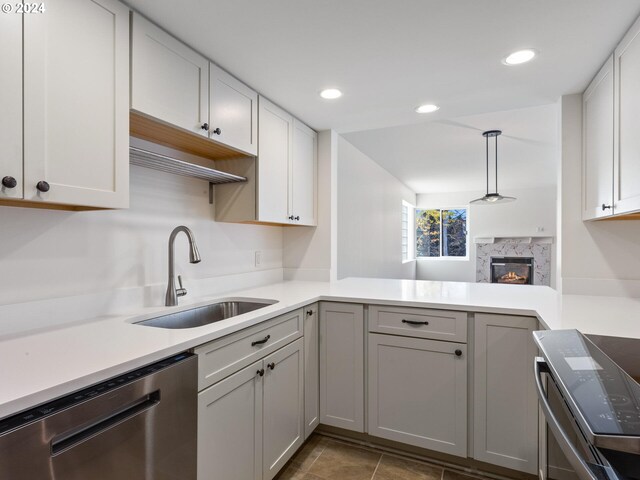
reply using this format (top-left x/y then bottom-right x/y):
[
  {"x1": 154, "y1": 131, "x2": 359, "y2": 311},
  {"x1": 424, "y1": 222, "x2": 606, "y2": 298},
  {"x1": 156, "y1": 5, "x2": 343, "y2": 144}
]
[
  {"x1": 368, "y1": 333, "x2": 467, "y2": 457},
  {"x1": 473, "y1": 313, "x2": 538, "y2": 474},
  {"x1": 198, "y1": 360, "x2": 263, "y2": 480},
  {"x1": 319, "y1": 302, "x2": 365, "y2": 432},
  {"x1": 303, "y1": 305, "x2": 320, "y2": 439},
  {"x1": 197, "y1": 338, "x2": 304, "y2": 480},
  {"x1": 262, "y1": 339, "x2": 305, "y2": 480}
]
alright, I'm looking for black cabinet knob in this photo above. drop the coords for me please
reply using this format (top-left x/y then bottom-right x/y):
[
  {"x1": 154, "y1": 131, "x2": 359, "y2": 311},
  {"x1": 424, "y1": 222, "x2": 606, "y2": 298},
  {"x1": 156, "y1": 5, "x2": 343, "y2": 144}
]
[
  {"x1": 306, "y1": 310, "x2": 313, "y2": 317},
  {"x1": 602, "y1": 204, "x2": 612, "y2": 211},
  {"x1": 288, "y1": 215, "x2": 294, "y2": 220},
  {"x1": 201, "y1": 123, "x2": 209, "y2": 131},
  {"x1": 267, "y1": 362, "x2": 275, "y2": 370},
  {"x1": 256, "y1": 368, "x2": 265, "y2": 377},
  {"x1": 455, "y1": 349, "x2": 463, "y2": 357},
  {"x1": 294, "y1": 216, "x2": 300, "y2": 221},
  {"x1": 212, "y1": 127, "x2": 222, "y2": 135},
  {"x1": 36, "y1": 181, "x2": 50, "y2": 193},
  {"x1": 2, "y1": 176, "x2": 17, "y2": 189}
]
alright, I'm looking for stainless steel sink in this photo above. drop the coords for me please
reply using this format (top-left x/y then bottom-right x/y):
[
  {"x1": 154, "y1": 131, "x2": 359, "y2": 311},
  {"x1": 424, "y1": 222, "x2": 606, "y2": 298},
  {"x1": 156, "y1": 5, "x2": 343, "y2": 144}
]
[{"x1": 135, "y1": 299, "x2": 277, "y2": 329}]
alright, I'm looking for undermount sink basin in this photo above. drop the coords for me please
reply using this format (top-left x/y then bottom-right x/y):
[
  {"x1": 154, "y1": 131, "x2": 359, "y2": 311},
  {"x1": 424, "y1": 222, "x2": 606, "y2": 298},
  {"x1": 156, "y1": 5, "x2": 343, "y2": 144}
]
[{"x1": 135, "y1": 299, "x2": 278, "y2": 329}]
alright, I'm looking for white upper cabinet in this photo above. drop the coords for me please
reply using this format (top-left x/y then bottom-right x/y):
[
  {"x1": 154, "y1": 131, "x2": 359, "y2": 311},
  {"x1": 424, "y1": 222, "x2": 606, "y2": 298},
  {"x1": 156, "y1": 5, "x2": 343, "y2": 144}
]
[
  {"x1": 257, "y1": 97, "x2": 293, "y2": 224},
  {"x1": 614, "y1": 16, "x2": 640, "y2": 215},
  {"x1": 209, "y1": 63, "x2": 258, "y2": 155},
  {"x1": 291, "y1": 119, "x2": 318, "y2": 226},
  {"x1": 0, "y1": 12, "x2": 22, "y2": 200},
  {"x1": 131, "y1": 13, "x2": 208, "y2": 136},
  {"x1": 255, "y1": 97, "x2": 317, "y2": 225},
  {"x1": 23, "y1": 0, "x2": 129, "y2": 208},
  {"x1": 582, "y1": 56, "x2": 614, "y2": 220}
]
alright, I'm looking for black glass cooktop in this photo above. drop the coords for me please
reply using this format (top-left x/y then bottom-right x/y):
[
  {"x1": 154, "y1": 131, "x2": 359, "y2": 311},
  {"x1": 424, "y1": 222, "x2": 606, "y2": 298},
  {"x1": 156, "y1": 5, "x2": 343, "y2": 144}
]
[{"x1": 534, "y1": 329, "x2": 640, "y2": 437}]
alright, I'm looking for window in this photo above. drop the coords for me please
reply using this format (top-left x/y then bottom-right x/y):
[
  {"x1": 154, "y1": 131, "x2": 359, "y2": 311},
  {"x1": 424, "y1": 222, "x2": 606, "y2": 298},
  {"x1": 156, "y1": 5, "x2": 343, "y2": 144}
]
[
  {"x1": 416, "y1": 208, "x2": 468, "y2": 258},
  {"x1": 401, "y1": 201, "x2": 415, "y2": 261}
]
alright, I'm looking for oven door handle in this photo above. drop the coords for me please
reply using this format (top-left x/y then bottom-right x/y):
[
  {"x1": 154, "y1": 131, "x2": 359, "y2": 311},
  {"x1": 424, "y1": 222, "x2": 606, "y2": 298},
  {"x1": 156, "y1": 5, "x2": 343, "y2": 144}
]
[{"x1": 534, "y1": 357, "x2": 599, "y2": 480}]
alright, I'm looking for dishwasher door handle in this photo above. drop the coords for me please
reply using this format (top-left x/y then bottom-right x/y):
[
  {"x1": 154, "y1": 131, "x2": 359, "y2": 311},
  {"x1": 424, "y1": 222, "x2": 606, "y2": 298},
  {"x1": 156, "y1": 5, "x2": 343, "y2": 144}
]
[
  {"x1": 51, "y1": 390, "x2": 160, "y2": 456},
  {"x1": 534, "y1": 358, "x2": 599, "y2": 480}
]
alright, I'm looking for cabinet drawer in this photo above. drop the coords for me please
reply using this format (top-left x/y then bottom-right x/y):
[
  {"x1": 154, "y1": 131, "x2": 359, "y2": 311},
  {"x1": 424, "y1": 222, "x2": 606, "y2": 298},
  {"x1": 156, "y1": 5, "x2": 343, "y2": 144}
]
[
  {"x1": 195, "y1": 308, "x2": 303, "y2": 390},
  {"x1": 368, "y1": 305, "x2": 467, "y2": 342}
]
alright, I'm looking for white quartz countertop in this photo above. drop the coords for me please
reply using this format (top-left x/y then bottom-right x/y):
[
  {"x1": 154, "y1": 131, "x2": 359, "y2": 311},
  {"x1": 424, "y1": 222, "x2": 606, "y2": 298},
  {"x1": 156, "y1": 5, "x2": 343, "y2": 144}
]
[{"x1": 2, "y1": 277, "x2": 640, "y2": 419}]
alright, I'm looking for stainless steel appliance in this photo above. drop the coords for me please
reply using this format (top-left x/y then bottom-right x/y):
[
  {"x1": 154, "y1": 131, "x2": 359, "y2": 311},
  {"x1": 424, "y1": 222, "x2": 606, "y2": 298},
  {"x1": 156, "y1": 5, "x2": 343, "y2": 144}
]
[
  {"x1": 534, "y1": 330, "x2": 640, "y2": 480},
  {"x1": 0, "y1": 352, "x2": 197, "y2": 479}
]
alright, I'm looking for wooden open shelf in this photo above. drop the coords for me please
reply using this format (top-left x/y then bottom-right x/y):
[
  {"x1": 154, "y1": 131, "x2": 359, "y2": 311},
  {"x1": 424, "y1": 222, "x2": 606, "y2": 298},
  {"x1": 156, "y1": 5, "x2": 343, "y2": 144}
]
[{"x1": 130, "y1": 111, "x2": 249, "y2": 161}]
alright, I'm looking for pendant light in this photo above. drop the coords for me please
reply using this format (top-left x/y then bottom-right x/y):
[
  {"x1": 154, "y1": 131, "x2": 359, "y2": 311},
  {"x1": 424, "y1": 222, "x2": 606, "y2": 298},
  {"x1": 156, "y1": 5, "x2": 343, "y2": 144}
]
[{"x1": 470, "y1": 130, "x2": 516, "y2": 204}]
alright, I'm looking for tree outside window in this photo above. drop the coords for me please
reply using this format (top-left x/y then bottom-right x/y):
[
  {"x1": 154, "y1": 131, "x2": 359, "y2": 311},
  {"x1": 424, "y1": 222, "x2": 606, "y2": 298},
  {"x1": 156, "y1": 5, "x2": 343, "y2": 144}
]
[{"x1": 416, "y1": 208, "x2": 467, "y2": 258}]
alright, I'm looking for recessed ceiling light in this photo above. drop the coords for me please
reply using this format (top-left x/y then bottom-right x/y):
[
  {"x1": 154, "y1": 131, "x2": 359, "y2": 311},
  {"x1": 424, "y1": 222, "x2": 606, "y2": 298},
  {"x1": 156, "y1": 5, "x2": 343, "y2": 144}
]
[
  {"x1": 320, "y1": 88, "x2": 342, "y2": 99},
  {"x1": 415, "y1": 104, "x2": 440, "y2": 114},
  {"x1": 503, "y1": 49, "x2": 537, "y2": 65}
]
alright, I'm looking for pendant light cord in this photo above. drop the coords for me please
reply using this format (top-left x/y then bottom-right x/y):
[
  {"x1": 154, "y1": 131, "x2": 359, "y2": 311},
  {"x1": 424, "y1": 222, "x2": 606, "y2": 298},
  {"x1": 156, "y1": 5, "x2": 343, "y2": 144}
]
[
  {"x1": 495, "y1": 134, "x2": 498, "y2": 194},
  {"x1": 485, "y1": 134, "x2": 489, "y2": 195}
]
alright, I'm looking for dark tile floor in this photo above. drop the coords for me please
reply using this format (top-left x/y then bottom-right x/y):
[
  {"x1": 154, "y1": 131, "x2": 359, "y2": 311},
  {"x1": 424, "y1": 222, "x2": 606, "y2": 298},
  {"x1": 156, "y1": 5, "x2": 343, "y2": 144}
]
[{"x1": 276, "y1": 434, "x2": 498, "y2": 480}]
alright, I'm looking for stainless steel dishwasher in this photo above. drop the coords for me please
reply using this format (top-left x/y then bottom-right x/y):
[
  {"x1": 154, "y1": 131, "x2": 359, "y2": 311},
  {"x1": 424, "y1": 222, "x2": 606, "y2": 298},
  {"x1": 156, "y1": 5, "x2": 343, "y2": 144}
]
[{"x1": 0, "y1": 352, "x2": 197, "y2": 480}]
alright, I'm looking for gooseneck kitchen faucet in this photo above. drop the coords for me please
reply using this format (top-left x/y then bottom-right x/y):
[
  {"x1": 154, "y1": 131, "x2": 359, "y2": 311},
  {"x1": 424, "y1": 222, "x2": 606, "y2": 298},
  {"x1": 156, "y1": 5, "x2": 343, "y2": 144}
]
[{"x1": 165, "y1": 226, "x2": 201, "y2": 306}]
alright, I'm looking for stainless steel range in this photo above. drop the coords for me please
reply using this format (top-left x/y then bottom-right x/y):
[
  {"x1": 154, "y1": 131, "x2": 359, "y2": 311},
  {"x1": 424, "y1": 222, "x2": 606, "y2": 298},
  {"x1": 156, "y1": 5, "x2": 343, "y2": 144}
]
[{"x1": 533, "y1": 330, "x2": 640, "y2": 480}]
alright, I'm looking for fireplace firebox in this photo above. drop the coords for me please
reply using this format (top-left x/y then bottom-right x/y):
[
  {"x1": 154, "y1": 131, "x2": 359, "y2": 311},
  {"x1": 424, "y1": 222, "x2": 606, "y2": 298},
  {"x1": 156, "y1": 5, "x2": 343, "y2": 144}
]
[{"x1": 490, "y1": 257, "x2": 534, "y2": 285}]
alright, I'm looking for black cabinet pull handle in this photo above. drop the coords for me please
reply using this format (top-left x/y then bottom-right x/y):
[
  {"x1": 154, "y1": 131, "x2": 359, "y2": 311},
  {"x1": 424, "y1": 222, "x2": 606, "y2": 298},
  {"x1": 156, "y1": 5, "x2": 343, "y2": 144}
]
[
  {"x1": 267, "y1": 362, "x2": 275, "y2": 370},
  {"x1": 212, "y1": 127, "x2": 222, "y2": 135},
  {"x1": 602, "y1": 204, "x2": 612, "y2": 211},
  {"x1": 201, "y1": 123, "x2": 209, "y2": 131},
  {"x1": 36, "y1": 181, "x2": 50, "y2": 193},
  {"x1": 251, "y1": 334, "x2": 271, "y2": 347},
  {"x1": 2, "y1": 176, "x2": 17, "y2": 189},
  {"x1": 455, "y1": 349, "x2": 463, "y2": 357},
  {"x1": 257, "y1": 368, "x2": 265, "y2": 377},
  {"x1": 401, "y1": 319, "x2": 429, "y2": 326}
]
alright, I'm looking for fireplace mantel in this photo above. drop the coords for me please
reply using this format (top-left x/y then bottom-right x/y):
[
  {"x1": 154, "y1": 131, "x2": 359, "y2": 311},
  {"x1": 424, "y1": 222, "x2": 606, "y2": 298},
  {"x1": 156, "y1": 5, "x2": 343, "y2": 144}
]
[{"x1": 474, "y1": 236, "x2": 554, "y2": 244}]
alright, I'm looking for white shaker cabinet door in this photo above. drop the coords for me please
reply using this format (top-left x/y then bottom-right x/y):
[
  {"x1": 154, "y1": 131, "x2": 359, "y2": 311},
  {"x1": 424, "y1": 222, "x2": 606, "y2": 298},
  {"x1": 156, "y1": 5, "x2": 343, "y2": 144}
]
[
  {"x1": 257, "y1": 96, "x2": 292, "y2": 224},
  {"x1": 319, "y1": 302, "x2": 365, "y2": 432},
  {"x1": 131, "y1": 13, "x2": 209, "y2": 137},
  {"x1": 583, "y1": 56, "x2": 614, "y2": 220},
  {"x1": 615, "y1": 17, "x2": 640, "y2": 215},
  {"x1": 0, "y1": 12, "x2": 23, "y2": 200},
  {"x1": 198, "y1": 360, "x2": 263, "y2": 480},
  {"x1": 473, "y1": 313, "x2": 538, "y2": 474},
  {"x1": 304, "y1": 304, "x2": 320, "y2": 438},
  {"x1": 23, "y1": 0, "x2": 129, "y2": 208},
  {"x1": 368, "y1": 334, "x2": 467, "y2": 457},
  {"x1": 262, "y1": 338, "x2": 304, "y2": 480},
  {"x1": 209, "y1": 63, "x2": 258, "y2": 155},
  {"x1": 291, "y1": 119, "x2": 317, "y2": 226}
]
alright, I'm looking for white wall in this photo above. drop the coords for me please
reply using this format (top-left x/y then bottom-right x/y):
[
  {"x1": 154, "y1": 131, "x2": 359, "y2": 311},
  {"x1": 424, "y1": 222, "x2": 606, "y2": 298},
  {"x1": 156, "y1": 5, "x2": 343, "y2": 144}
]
[
  {"x1": 559, "y1": 94, "x2": 640, "y2": 296},
  {"x1": 416, "y1": 186, "x2": 557, "y2": 285},
  {"x1": 337, "y1": 136, "x2": 417, "y2": 280},
  {"x1": 0, "y1": 163, "x2": 283, "y2": 326}
]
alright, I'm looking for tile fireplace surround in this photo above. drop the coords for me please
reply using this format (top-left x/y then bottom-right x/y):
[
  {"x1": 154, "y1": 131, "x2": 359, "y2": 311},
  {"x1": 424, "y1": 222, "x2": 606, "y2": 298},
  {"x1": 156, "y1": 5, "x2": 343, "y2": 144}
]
[{"x1": 476, "y1": 238, "x2": 552, "y2": 286}]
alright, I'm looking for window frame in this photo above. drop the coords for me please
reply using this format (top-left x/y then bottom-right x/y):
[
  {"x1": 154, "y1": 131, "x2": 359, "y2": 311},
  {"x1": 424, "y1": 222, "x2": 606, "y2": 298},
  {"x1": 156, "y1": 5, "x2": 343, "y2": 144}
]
[
  {"x1": 415, "y1": 206, "x2": 469, "y2": 261},
  {"x1": 402, "y1": 200, "x2": 416, "y2": 263}
]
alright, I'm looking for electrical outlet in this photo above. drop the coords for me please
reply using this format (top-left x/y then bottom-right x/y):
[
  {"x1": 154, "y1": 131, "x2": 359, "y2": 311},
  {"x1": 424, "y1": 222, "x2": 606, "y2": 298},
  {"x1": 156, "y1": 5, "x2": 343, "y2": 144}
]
[{"x1": 254, "y1": 250, "x2": 262, "y2": 267}]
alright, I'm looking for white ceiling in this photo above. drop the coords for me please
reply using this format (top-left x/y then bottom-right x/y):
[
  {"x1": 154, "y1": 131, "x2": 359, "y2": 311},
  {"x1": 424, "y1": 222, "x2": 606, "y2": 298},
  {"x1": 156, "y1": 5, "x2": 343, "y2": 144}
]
[
  {"x1": 126, "y1": 0, "x2": 640, "y2": 133},
  {"x1": 343, "y1": 104, "x2": 559, "y2": 194}
]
